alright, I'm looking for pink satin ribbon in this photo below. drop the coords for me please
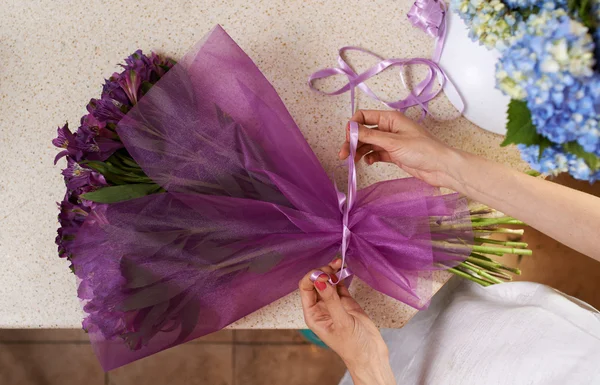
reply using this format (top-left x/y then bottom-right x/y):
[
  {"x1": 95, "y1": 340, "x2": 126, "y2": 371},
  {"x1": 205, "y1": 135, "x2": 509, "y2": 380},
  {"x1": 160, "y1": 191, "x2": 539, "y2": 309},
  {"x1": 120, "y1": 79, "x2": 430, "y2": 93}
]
[{"x1": 308, "y1": 0, "x2": 461, "y2": 286}]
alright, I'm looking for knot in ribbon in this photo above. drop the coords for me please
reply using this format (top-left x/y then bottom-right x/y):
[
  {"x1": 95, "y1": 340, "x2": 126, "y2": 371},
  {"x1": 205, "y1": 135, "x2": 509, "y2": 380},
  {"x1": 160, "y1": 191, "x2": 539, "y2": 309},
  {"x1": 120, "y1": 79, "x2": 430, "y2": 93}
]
[{"x1": 407, "y1": 0, "x2": 447, "y2": 40}]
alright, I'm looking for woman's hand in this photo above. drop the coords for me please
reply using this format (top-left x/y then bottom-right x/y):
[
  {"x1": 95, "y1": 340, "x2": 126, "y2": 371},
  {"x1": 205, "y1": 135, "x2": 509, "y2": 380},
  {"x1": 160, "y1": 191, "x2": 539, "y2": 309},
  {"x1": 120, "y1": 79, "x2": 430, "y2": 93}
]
[
  {"x1": 299, "y1": 259, "x2": 396, "y2": 385},
  {"x1": 339, "y1": 109, "x2": 461, "y2": 188},
  {"x1": 339, "y1": 111, "x2": 600, "y2": 261}
]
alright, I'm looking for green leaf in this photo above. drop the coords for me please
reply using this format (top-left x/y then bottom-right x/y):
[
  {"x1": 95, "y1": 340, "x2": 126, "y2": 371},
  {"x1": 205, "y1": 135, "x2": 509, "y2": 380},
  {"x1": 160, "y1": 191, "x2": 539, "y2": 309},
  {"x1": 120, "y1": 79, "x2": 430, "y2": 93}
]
[
  {"x1": 81, "y1": 184, "x2": 163, "y2": 203},
  {"x1": 568, "y1": 0, "x2": 578, "y2": 12},
  {"x1": 519, "y1": 6, "x2": 539, "y2": 19},
  {"x1": 563, "y1": 142, "x2": 600, "y2": 172},
  {"x1": 579, "y1": 0, "x2": 594, "y2": 29},
  {"x1": 501, "y1": 99, "x2": 540, "y2": 147},
  {"x1": 83, "y1": 160, "x2": 151, "y2": 185},
  {"x1": 567, "y1": 0, "x2": 596, "y2": 29},
  {"x1": 525, "y1": 170, "x2": 541, "y2": 177},
  {"x1": 537, "y1": 137, "x2": 552, "y2": 161},
  {"x1": 140, "y1": 81, "x2": 154, "y2": 95}
]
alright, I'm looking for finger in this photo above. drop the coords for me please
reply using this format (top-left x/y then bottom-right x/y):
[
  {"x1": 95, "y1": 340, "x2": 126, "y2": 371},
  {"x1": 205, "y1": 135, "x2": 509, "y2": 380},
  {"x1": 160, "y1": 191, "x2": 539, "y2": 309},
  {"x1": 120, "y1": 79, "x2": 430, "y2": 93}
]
[
  {"x1": 355, "y1": 124, "x2": 397, "y2": 150},
  {"x1": 338, "y1": 141, "x2": 350, "y2": 160},
  {"x1": 329, "y1": 257, "x2": 343, "y2": 270},
  {"x1": 299, "y1": 263, "x2": 339, "y2": 311},
  {"x1": 336, "y1": 280, "x2": 352, "y2": 298},
  {"x1": 364, "y1": 150, "x2": 393, "y2": 165},
  {"x1": 355, "y1": 143, "x2": 373, "y2": 162},
  {"x1": 315, "y1": 280, "x2": 353, "y2": 325},
  {"x1": 299, "y1": 269, "x2": 328, "y2": 311},
  {"x1": 351, "y1": 109, "x2": 411, "y2": 132}
]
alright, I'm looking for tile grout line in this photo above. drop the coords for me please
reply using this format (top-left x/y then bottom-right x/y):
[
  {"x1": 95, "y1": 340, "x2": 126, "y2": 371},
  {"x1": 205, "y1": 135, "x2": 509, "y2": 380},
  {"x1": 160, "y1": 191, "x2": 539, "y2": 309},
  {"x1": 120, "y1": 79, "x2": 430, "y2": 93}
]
[
  {"x1": 232, "y1": 330, "x2": 237, "y2": 385},
  {"x1": 0, "y1": 340, "x2": 91, "y2": 345},
  {"x1": 0, "y1": 340, "x2": 311, "y2": 346}
]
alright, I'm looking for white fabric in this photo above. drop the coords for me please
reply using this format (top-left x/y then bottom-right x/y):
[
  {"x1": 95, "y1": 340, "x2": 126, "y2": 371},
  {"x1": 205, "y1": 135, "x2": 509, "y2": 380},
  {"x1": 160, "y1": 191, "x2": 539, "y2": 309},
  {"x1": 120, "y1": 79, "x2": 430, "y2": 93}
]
[{"x1": 339, "y1": 279, "x2": 600, "y2": 385}]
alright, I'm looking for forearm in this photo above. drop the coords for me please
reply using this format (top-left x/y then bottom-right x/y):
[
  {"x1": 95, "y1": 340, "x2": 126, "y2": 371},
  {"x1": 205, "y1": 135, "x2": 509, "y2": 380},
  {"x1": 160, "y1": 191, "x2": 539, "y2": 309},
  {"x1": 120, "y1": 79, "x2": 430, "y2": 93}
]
[
  {"x1": 346, "y1": 358, "x2": 396, "y2": 385},
  {"x1": 444, "y1": 150, "x2": 600, "y2": 261}
]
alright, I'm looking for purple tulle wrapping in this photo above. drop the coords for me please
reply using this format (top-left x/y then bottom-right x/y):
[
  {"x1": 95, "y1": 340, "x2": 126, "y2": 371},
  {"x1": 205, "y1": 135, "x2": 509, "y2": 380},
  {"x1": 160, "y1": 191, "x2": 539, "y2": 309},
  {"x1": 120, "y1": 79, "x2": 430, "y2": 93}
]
[{"x1": 71, "y1": 25, "x2": 473, "y2": 370}]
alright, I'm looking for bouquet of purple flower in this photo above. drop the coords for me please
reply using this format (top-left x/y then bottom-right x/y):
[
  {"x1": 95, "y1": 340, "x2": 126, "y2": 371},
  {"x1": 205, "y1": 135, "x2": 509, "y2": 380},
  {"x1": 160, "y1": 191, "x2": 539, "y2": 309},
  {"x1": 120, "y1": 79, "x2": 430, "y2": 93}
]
[
  {"x1": 53, "y1": 26, "x2": 530, "y2": 370},
  {"x1": 53, "y1": 51, "x2": 175, "y2": 262},
  {"x1": 451, "y1": 0, "x2": 600, "y2": 182}
]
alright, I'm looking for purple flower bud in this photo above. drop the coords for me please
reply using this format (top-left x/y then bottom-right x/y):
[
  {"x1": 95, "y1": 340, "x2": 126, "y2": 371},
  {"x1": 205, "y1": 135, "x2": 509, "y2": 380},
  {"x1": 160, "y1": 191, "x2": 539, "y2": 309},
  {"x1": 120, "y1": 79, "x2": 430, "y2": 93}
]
[
  {"x1": 52, "y1": 124, "x2": 82, "y2": 164},
  {"x1": 102, "y1": 75, "x2": 131, "y2": 106},
  {"x1": 87, "y1": 98, "x2": 126, "y2": 124},
  {"x1": 62, "y1": 158, "x2": 107, "y2": 190}
]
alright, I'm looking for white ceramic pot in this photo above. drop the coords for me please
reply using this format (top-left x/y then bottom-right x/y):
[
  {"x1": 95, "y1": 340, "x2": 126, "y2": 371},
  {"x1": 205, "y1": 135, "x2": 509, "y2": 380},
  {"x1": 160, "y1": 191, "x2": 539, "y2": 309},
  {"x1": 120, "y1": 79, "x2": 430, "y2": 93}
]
[{"x1": 439, "y1": 11, "x2": 510, "y2": 135}]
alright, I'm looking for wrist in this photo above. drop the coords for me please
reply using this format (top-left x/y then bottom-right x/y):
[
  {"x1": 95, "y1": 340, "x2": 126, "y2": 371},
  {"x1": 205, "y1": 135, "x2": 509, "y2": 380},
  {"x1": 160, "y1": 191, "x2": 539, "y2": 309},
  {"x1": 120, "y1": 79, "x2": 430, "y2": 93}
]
[
  {"x1": 438, "y1": 147, "x2": 470, "y2": 193},
  {"x1": 344, "y1": 345, "x2": 395, "y2": 385},
  {"x1": 346, "y1": 356, "x2": 395, "y2": 385}
]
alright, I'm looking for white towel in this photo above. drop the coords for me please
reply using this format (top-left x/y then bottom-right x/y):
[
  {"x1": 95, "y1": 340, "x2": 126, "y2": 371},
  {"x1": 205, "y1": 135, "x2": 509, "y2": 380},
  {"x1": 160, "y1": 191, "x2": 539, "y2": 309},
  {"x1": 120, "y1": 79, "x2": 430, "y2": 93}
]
[{"x1": 338, "y1": 278, "x2": 600, "y2": 385}]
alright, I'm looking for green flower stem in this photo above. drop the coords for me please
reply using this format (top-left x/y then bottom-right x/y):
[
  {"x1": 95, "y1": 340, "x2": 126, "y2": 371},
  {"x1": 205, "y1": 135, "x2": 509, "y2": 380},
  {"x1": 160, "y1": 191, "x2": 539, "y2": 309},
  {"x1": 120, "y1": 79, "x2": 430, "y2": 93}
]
[
  {"x1": 474, "y1": 237, "x2": 529, "y2": 248},
  {"x1": 468, "y1": 252, "x2": 495, "y2": 262},
  {"x1": 471, "y1": 217, "x2": 525, "y2": 226},
  {"x1": 487, "y1": 270, "x2": 513, "y2": 281},
  {"x1": 473, "y1": 228, "x2": 525, "y2": 235},
  {"x1": 434, "y1": 241, "x2": 532, "y2": 256},
  {"x1": 472, "y1": 245, "x2": 532, "y2": 256},
  {"x1": 461, "y1": 262, "x2": 504, "y2": 284},
  {"x1": 430, "y1": 220, "x2": 525, "y2": 232},
  {"x1": 466, "y1": 256, "x2": 522, "y2": 275},
  {"x1": 446, "y1": 267, "x2": 492, "y2": 286}
]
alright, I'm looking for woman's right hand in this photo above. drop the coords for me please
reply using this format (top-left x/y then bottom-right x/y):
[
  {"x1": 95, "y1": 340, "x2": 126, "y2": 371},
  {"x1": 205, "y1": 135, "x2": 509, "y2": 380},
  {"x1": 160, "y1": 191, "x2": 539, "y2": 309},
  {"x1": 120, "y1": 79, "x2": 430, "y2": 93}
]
[{"x1": 339, "y1": 109, "x2": 462, "y2": 189}]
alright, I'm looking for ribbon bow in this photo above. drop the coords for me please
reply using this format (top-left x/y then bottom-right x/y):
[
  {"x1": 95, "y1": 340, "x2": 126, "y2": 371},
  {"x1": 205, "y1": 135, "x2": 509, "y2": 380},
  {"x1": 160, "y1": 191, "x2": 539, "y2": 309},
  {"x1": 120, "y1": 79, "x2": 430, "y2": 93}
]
[{"x1": 308, "y1": 0, "x2": 462, "y2": 286}]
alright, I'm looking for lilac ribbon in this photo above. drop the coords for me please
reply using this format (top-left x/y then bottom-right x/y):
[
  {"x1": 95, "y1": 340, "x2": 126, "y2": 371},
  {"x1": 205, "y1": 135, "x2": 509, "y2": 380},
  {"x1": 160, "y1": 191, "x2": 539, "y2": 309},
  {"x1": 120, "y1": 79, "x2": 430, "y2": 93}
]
[
  {"x1": 307, "y1": 0, "x2": 462, "y2": 285},
  {"x1": 332, "y1": 121, "x2": 358, "y2": 285}
]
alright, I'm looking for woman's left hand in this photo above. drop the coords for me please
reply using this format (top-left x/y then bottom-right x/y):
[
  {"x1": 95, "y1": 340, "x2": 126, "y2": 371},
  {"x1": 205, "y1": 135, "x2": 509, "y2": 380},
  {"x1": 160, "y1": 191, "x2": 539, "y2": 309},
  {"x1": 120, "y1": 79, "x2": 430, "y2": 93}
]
[{"x1": 299, "y1": 259, "x2": 395, "y2": 385}]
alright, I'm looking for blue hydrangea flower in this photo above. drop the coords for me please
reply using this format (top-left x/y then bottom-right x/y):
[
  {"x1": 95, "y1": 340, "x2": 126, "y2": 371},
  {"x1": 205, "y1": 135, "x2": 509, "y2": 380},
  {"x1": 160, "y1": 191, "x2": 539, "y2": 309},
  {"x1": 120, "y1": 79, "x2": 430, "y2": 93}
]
[
  {"x1": 518, "y1": 144, "x2": 600, "y2": 182},
  {"x1": 503, "y1": 0, "x2": 567, "y2": 10},
  {"x1": 450, "y1": 0, "x2": 524, "y2": 51},
  {"x1": 496, "y1": 9, "x2": 595, "y2": 100},
  {"x1": 526, "y1": 75, "x2": 600, "y2": 153}
]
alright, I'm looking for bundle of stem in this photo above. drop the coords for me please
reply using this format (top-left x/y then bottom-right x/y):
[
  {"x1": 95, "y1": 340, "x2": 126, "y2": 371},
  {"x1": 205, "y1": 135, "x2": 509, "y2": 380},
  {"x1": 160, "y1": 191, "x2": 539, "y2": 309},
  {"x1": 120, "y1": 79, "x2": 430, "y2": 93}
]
[{"x1": 434, "y1": 206, "x2": 531, "y2": 286}]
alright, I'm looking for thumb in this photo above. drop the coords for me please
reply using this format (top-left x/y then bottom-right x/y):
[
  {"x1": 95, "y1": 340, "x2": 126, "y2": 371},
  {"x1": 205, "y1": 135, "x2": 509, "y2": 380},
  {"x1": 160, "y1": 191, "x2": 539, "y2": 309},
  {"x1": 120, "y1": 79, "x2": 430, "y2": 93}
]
[
  {"x1": 315, "y1": 281, "x2": 352, "y2": 325},
  {"x1": 355, "y1": 124, "x2": 396, "y2": 151}
]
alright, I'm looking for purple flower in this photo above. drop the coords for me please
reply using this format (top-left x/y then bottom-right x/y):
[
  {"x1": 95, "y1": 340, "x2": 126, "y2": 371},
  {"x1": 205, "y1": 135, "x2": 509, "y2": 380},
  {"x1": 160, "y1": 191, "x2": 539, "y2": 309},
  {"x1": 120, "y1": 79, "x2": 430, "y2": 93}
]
[
  {"x1": 77, "y1": 136, "x2": 123, "y2": 161},
  {"x1": 102, "y1": 75, "x2": 131, "y2": 106},
  {"x1": 87, "y1": 98, "x2": 126, "y2": 125},
  {"x1": 79, "y1": 114, "x2": 118, "y2": 140},
  {"x1": 53, "y1": 124, "x2": 81, "y2": 164},
  {"x1": 62, "y1": 158, "x2": 107, "y2": 190},
  {"x1": 117, "y1": 50, "x2": 154, "y2": 105},
  {"x1": 150, "y1": 52, "x2": 175, "y2": 78},
  {"x1": 56, "y1": 198, "x2": 90, "y2": 259}
]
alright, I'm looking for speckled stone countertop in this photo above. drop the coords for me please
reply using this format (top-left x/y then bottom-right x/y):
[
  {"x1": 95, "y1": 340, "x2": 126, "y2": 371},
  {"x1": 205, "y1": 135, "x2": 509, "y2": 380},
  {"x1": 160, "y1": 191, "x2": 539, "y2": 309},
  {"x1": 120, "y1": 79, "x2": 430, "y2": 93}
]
[{"x1": 0, "y1": 0, "x2": 527, "y2": 328}]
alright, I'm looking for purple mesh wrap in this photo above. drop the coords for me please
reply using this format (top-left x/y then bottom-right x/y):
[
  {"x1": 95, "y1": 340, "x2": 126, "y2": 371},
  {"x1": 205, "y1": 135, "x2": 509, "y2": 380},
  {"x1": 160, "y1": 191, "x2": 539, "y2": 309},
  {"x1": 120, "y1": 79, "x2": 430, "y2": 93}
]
[{"x1": 70, "y1": 25, "x2": 473, "y2": 370}]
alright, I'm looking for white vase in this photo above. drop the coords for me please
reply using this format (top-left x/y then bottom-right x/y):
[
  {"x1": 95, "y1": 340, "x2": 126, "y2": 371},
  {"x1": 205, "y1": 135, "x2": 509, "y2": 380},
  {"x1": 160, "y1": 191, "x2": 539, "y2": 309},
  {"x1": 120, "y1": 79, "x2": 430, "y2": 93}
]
[{"x1": 439, "y1": 11, "x2": 510, "y2": 135}]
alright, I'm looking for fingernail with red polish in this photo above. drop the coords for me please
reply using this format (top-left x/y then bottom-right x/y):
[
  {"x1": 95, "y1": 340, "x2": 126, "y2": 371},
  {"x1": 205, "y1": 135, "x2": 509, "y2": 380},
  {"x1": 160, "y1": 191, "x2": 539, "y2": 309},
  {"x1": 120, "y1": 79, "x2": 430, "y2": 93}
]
[
  {"x1": 315, "y1": 281, "x2": 327, "y2": 291},
  {"x1": 318, "y1": 273, "x2": 329, "y2": 280},
  {"x1": 331, "y1": 275, "x2": 339, "y2": 283},
  {"x1": 346, "y1": 122, "x2": 350, "y2": 131}
]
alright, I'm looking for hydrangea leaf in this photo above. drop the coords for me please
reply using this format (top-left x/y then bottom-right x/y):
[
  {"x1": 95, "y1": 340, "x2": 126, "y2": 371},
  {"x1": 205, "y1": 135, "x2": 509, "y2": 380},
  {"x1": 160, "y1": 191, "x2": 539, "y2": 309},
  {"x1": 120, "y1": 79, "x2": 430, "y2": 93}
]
[
  {"x1": 568, "y1": 0, "x2": 595, "y2": 29},
  {"x1": 81, "y1": 183, "x2": 163, "y2": 203},
  {"x1": 501, "y1": 99, "x2": 541, "y2": 147},
  {"x1": 563, "y1": 142, "x2": 600, "y2": 171}
]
